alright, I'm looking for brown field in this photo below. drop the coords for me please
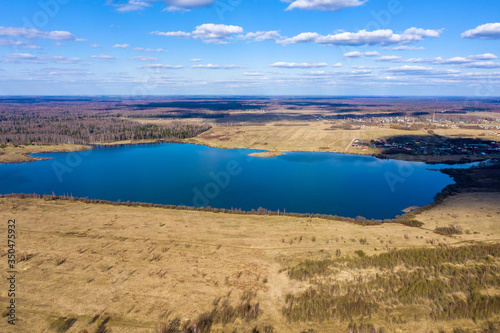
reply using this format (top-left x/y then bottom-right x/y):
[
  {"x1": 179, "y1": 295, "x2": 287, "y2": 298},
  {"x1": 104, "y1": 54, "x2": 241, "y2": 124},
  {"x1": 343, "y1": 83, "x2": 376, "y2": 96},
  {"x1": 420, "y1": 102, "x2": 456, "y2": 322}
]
[
  {"x1": 0, "y1": 144, "x2": 92, "y2": 164},
  {"x1": 1, "y1": 193, "x2": 498, "y2": 332},
  {"x1": 187, "y1": 123, "x2": 499, "y2": 153},
  {"x1": 130, "y1": 112, "x2": 500, "y2": 162}
]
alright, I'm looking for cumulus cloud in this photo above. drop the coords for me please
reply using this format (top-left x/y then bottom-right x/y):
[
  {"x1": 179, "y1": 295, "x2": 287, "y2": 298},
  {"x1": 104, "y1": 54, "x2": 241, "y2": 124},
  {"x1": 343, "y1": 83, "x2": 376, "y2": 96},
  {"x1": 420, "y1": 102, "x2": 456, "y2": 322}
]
[
  {"x1": 4, "y1": 53, "x2": 37, "y2": 60},
  {"x1": 277, "y1": 32, "x2": 319, "y2": 45},
  {"x1": 0, "y1": 26, "x2": 82, "y2": 41},
  {"x1": 389, "y1": 46, "x2": 425, "y2": 51},
  {"x1": 107, "y1": 0, "x2": 154, "y2": 12},
  {"x1": 332, "y1": 63, "x2": 343, "y2": 67},
  {"x1": 164, "y1": 0, "x2": 214, "y2": 11},
  {"x1": 462, "y1": 23, "x2": 500, "y2": 39},
  {"x1": 0, "y1": 39, "x2": 40, "y2": 49},
  {"x1": 343, "y1": 51, "x2": 363, "y2": 58},
  {"x1": 192, "y1": 64, "x2": 242, "y2": 69},
  {"x1": 108, "y1": 0, "x2": 214, "y2": 12},
  {"x1": 133, "y1": 47, "x2": 167, "y2": 52},
  {"x1": 244, "y1": 31, "x2": 282, "y2": 42},
  {"x1": 375, "y1": 55, "x2": 403, "y2": 62},
  {"x1": 190, "y1": 58, "x2": 203, "y2": 62},
  {"x1": 113, "y1": 43, "x2": 130, "y2": 48},
  {"x1": 386, "y1": 65, "x2": 460, "y2": 76},
  {"x1": 42, "y1": 56, "x2": 81, "y2": 64},
  {"x1": 193, "y1": 24, "x2": 243, "y2": 41},
  {"x1": 463, "y1": 61, "x2": 500, "y2": 69},
  {"x1": 131, "y1": 56, "x2": 158, "y2": 62},
  {"x1": 282, "y1": 0, "x2": 368, "y2": 11},
  {"x1": 343, "y1": 51, "x2": 379, "y2": 58},
  {"x1": 467, "y1": 53, "x2": 497, "y2": 61},
  {"x1": 403, "y1": 54, "x2": 499, "y2": 66},
  {"x1": 139, "y1": 64, "x2": 183, "y2": 69},
  {"x1": 243, "y1": 72, "x2": 264, "y2": 76},
  {"x1": 3, "y1": 53, "x2": 81, "y2": 64},
  {"x1": 151, "y1": 31, "x2": 192, "y2": 38},
  {"x1": 91, "y1": 54, "x2": 116, "y2": 60},
  {"x1": 152, "y1": 24, "x2": 243, "y2": 43},
  {"x1": 269, "y1": 61, "x2": 329, "y2": 68},
  {"x1": 278, "y1": 27, "x2": 442, "y2": 46}
]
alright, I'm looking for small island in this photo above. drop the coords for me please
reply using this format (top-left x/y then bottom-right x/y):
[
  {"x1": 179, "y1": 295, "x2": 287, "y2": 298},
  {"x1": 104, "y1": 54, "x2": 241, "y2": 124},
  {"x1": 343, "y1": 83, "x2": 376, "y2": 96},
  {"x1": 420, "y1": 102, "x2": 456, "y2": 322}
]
[{"x1": 248, "y1": 151, "x2": 284, "y2": 157}]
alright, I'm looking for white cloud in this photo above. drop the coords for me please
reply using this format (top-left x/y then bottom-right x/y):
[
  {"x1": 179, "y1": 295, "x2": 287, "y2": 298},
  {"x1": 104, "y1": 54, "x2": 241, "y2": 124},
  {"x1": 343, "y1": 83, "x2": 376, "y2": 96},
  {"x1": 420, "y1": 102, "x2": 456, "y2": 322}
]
[
  {"x1": 278, "y1": 27, "x2": 442, "y2": 46},
  {"x1": 467, "y1": 53, "x2": 497, "y2": 61},
  {"x1": 192, "y1": 64, "x2": 242, "y2": 69},
  {"x1": 139, "y1": 64, "x2": 184, "y2": 69},
  {"x1": 0, "y1": 39, "x2": 40, "y2": 49},
  {"x1": 42, "y1": 56, "x2": 81, "y2": 64},
  {"x1": 332, "y1": 63, "x2": 343, "y2": 67},
  {"x1": 4, "y1": 53, "x2": 81, "y2": 64},
  {"x1": 0, "y1": 26, "x2": 82, "y2": 41},
  {"x1": 269, "y1": 61, "x2": 329, "y2": 68},
  {"x1": 389, "y1": 46, "x2": 425, "y2": 51},
  {"x1": 91, "y1": 55, "x2": 116, "y2": 60},
  {"x1": 244, "y1": 31, "x2": 282, "y2": 42},
  {"x1": 113, "y1": 43, "x2": 130, "y2": 48},
  {"x1": 403, "y1": 54, "x2": 499, "y2": 66},
  {"x1": 164, "y1": 0, "x2": 214, "y2": 10},
  {"x1": 343, "y1": 51, "x2": 363, "y2": 58},
  {"x1": 277, "y1": 32, "x2": 319, "y2": 45},
  {"x1": 387, "y1": 65, "x2": 460, "y2": 76},
  {"x1": 243, "y1": 72, "x2": 264, "y2": 76},
  {"x1": 109, "y1": 0, "x2": 155, "y2": 12},
  {"x1": 152, "y1": 24, "x2": 243, "y2": 44},
  {"x1": 343, "y1": 51, "x2": 379, "y2": 58},
  {"x1": 376, "y1": 55, "x2": 403, "y2": 62},
  {"x1": 4, "y1": 53, "x2": 37, "y2": 60},
  {"x1": 193, "y1": 24, "x2": 243, "y2": 41},
  {"x1": 151, "y1": 31, "x2": 192, "y2": 38},
  {"x1": 462, "y1": 23, "x2": 500, "y2": 39},
  {"x1": 190, "y1": 58, "x2": 203, "y2": 62},
  {"x1": 282, "y1": 0, "x2": 368, "y2": 11},
  {"x1": 89, "y1": 44, "x2": 100, "y2": 48},
  {"x1": 131, "y1": 56, "x2": 158, "y2": 62},
  {"x1": 108, "y1": 0, "x2": 214, "y2": 12},
  {"x1": 133, "y1": 47, "x2": 167, "y2": 52},
  {"x1": 464, "y1": 61, "x2": 500, "y2": 69}
]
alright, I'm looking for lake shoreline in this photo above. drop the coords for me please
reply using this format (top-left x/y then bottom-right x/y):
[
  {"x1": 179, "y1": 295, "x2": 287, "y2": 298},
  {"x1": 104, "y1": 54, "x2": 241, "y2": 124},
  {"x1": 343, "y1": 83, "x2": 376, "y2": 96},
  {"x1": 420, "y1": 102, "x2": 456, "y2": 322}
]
[
  {"x1": 0, "y1": 144, "x2": 94, "y2": 164},
  {"x1": 1, "y1": 139, "x2": 496, "y2": 165}
]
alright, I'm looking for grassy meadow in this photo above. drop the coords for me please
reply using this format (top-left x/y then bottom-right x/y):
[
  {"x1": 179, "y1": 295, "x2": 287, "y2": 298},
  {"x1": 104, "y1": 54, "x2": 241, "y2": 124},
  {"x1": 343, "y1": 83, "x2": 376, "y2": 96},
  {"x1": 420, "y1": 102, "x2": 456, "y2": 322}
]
[{"x1": 0, "y1": 193, "x2": 498, "y2": 332}]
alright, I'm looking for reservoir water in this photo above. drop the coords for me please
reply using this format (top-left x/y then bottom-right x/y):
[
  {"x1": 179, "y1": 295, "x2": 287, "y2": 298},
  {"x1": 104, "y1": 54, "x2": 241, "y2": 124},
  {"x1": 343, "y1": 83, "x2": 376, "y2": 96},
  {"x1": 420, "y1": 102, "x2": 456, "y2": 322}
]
[{"x1": 0, "y1": 143, "x2": 464, "y2": 219}]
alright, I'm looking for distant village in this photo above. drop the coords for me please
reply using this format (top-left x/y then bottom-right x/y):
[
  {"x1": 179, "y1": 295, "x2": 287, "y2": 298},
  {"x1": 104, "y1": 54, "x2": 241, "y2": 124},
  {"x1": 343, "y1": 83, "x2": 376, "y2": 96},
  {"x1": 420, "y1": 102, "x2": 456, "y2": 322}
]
[
  {"x1": 370, "y1": 137, "x2": 500, "y2": 157},
  {"x1": 330, "y1": 113, "x2": 500, "y2": 157}
]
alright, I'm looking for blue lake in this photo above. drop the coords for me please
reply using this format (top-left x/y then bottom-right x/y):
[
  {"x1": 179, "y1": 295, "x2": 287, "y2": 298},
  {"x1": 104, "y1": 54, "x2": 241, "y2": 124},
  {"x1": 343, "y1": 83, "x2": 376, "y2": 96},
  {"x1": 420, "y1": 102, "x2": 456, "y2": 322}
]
[{"x1": 0, "y1": 143, "x2": 468, "y2": 219}]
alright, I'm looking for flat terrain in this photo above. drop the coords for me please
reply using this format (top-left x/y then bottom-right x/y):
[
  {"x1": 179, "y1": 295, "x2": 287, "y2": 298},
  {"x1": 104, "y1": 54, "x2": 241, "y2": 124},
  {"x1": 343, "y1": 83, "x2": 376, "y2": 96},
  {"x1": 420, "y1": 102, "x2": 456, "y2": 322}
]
[
  {"x1": 0, "y1": 194, "x2": 498, "y2": 332},
  {"x1": 183, "y1": 121, "x2": 499, "y2": 155},
  {"x1": 1, "y1": 97, "x2": 499, "y2": 163},
  {"x1": 0, "y1": 144, "x2": 91, "y2": 164},
  {"x1": 1, "y1": 97, "x2": 499, "y2": 332}
]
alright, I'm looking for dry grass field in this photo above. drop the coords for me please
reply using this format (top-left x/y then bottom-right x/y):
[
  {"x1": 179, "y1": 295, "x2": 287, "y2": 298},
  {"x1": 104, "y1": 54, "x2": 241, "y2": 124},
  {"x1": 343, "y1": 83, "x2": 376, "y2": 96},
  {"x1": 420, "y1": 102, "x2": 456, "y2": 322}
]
[
  {"x1": 130, "y1": 109, "x2": 500, "y2": 162},
  {"x1": 0, "y1": 194, "x2": 498, "y2": 332},
  {"x1": 0, "y1": 144, "x2": 91, "y2": 164},
  {"x1": 185, "y1": 123, "x2": 499, "y2": 154}
]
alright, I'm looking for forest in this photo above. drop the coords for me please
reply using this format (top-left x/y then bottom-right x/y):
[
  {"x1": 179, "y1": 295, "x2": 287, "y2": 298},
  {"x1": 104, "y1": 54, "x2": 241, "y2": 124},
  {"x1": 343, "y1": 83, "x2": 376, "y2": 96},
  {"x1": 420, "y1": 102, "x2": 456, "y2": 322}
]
[{"x1": 0, "y1": 101, "x2": 211, "y2": 145}]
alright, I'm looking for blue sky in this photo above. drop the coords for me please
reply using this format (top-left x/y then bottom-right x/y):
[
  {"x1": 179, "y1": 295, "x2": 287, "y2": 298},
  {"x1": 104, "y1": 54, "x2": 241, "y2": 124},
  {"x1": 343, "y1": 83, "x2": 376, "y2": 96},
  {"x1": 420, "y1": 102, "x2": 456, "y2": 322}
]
[{"x1": 0, "y1": 0, "x2": 499, "y2": 96}]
